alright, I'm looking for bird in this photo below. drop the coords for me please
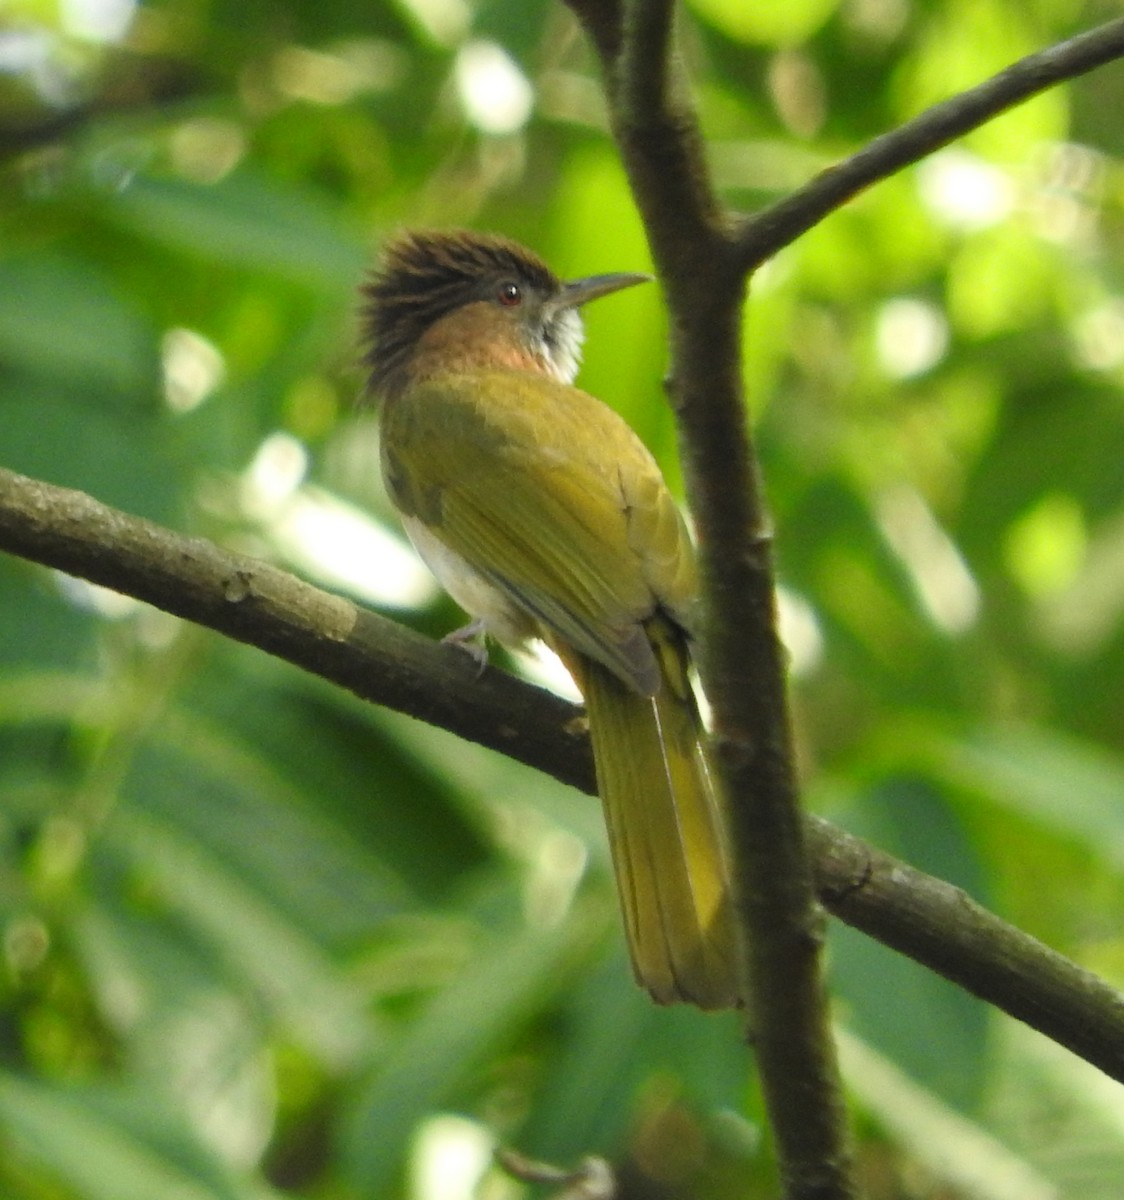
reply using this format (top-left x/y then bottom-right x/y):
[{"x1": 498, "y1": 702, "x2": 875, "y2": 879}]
[{"x1": 360, "y1": 230, "x2": 740, "y2": 1010}]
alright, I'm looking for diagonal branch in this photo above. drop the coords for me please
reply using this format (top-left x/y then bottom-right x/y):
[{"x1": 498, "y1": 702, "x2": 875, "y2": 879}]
[
  {"x1": 809, "y1": 818, "x2": 1124, "y2": 1080},
  {"x1": 733, "y1": 16, "x2": 1124, "y2": 270},
  {"x1": 0, "y1": 468, "x2": 587, "y2": 790},
  {"x1": 4, "y1": 466, "x2": 1124, "y2": 1083}
]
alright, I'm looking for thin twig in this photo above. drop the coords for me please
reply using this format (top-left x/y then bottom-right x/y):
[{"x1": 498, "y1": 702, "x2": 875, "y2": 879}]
[
  {"x1": 733, "y1": 17, "x2": 1124, "y2": 269},
  {"x1": 4, "y1": 467, "x2": 1124, "y2": 1081}
]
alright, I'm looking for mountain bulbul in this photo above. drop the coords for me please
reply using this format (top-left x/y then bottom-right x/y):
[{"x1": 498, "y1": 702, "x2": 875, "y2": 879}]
[{"x1": 361, "y1": 230, "x2": 740, "y2": 1009}]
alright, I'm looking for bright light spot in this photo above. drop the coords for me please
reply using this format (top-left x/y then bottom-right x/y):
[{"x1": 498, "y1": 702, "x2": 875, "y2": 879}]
[
  {"x1": 1036, "y1": 510, "x2": 1124, "y2": 655},
  {"x1": 334, "y1": 39, "x2": 410, "y2": 93},
  {"x1": 170, "y1": 117, "x2": 247, "y2": 184},
  {"x1": 269, "y1": 486, "x2": 437, "y2": 609},
  {"x1": 157, "y1": 993, "x2": 273, "y2": 1169},
  {"x1": 536, "y1": 68, "x2": 605, "y2": 128},
  {"x1": 1030, "y1": 193, "x2": 1089, "y2": 245},
  {"x1": 1005, "y1": 492, "x2": 1087, "y2": 598},
  {"x1": 52, "y1": 573, "x2": 180, "y2": 647},
  {"x1": 241, "y1": 432, "x2": 309, "y2": 519},
  {"x1": 512, "y1": 642, "x2": 582, "y2": 700},
  {"x1": 1029, "y1": 142, "x2": 1102, "y2": 246},
  {"x1": 525, "y1": 827, "x2": 588, "y2": 928},
  {"x1": 53, "y1": 572, "x2": 138, "y2": 619},
  {"x1": 409, "y1": 1115, "x2": 494, "y2": 1200},
  {"x1": 844, "y1": 0, "x2": 908, "y2": 41},
  {"x1": 521, "y1": 587, "x2": 823, "y2": 702},
  {"x1": 875, "y1": 486, "x2": 979, "y2": 634},
  {"x1": 0, "y1": 29, "x2": 50, "y2": 73},
  {"x1": 398, "y1": 0, "x2": 471, "y2": 46},
  {"x1": 455, "y1": 40, "x2": 533, "y2": 135},
  {"x1": 162, "y1": 327, "x2": 225, "y2": 413},
  {"x1": 876, "y1": 297, "x2": 949, "y2": 379},
  {"x1": 776, "y1": 585, "x2": 823, "y2": 676},
  {"x1": 271, "y1": 42, "x2": 404, "y2": 105},
  {"x1": 38, "y1": 816, "x2": 87, "y2": 886},
  {"x1": 1072, "y1": 299, "x2": 1124, "y2": 372},
  {"x1": 61, "y1": 0, "x2": 137, "y2": 43},
  {"x1": 767, "y1": 49, "x2": 825, "y2": 139},
  {"x1": 240, "y1": 435, "x2": 436, "y2": 608},
  {"x1": 136, "y1": 607, "x2": 182, "y2": 650},
  {"x1": 752, "y1": 252, "x2": 794, "y2": 292},
  {"x1": 0, "y1": 28, "x2": 79, "y2": 105},
  {"x1": 917, "y1": 149, "x2": 1014, "y2": 232}
]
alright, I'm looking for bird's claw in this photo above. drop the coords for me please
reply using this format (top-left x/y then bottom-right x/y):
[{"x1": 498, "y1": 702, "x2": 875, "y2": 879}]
[{"x1": 442, "y1": 620, "x2": 490, "y2": 676}]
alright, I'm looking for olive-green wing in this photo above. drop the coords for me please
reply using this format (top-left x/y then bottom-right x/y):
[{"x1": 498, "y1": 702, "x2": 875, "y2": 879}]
[{"x1": 382, "y1": 370, "x2": 697, "y2": 694}]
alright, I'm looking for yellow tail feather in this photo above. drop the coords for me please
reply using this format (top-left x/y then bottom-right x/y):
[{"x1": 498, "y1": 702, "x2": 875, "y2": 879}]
[{"x1": 569, "y1": 624, "x2": 741, "y2": 1010}]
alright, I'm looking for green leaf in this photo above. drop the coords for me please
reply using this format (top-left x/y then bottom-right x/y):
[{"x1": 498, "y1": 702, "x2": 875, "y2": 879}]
[
  {"x1": 179, "y1": 660, "x2": 494, "y2": 909},
  {"x1": 0, "y1": 1073, "x2": 276, "y2": 1200},
  {"x1": 0, "y1": 383, "x2": 184, "y2": 524},
  {"x1": 0, "y1": 255, "x2": 159, "y2": 397},
  {"x1": 106, "y1": 171, "x2": 366, "y2": 292},
  {"x1": 685, "y1": 0, "x2": 840, "y2": 46},
  {"x1": 838, "y1": 1030, "x2": 1057, "y2": 1200},
  {"x1": 0, "y1": 562, "x2": 99, "y2": 669},
  {"x1": 930, "y1": 726, "x2": 1124, "y2": 869},
  {"x1": 829, "y1": 776, "x2": 991, "y2": 1109},
  {"x1": 108, "y1": 802, "x2": 377, "y2": 1069},
  {"x1": 520, "y1": 938, "x2": 748, "y2": 1161},
  {"x1": 341, "y1": 910, "x2": 579, "y2": 1193},
  {"x1": 124, "y1": 707, "x2": 421, "y2": 942}
]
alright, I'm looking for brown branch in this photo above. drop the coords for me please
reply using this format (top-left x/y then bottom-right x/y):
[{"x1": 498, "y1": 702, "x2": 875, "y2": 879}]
[
  {"x1": 733, "y1": 16, "x2": 1124, "y2": 269},
  {"x1": 565, "y1": 0, "x2": 624, "y2": 64},
  {"x1": 609, "y1": 4, "x2": 727, "y2": 282},
  {"x1": 4, "y1": 466, "x2": 1124, "y2": 1083},
  {"x1": 560, "y1": 8, "x2": 1124, "y2": 1193},
  {"x1": 807, "y1": 818, "x2": 1124, "y2": 1080},
  {"x1": 0, "y1": 468, "x2": 588, "y2": 791},
  {"x1": 569, "y1": 2, "x2": 855, "y2": 1196}
]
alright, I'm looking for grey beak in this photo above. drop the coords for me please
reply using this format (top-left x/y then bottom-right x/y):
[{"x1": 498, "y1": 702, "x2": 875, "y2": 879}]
[{"x1": 555, "y1": 271, "x2": 653, "y2": 310}]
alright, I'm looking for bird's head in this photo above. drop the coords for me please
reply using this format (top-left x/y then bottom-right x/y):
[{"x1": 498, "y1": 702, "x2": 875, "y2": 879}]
[{"x1": 360, "y1": 230, "x2": 650, "y2": 401}]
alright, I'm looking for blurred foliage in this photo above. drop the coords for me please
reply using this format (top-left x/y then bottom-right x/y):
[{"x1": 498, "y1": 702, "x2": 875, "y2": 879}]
[{"x1": 1, "y1": 0, "x2": 1124, "y2": 1196}]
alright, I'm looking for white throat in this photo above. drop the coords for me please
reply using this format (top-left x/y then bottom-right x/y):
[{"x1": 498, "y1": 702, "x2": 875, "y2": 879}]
[{"x1": 542, "y1": 308, "x2": 585, "y2": 384}]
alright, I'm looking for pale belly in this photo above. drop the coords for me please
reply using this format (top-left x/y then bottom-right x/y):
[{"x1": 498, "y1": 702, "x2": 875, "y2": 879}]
[{"x1": 400, "y1": 513, "x2": 538, "y2": 647}]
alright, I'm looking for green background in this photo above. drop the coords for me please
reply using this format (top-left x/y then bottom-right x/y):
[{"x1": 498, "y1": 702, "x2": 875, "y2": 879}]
[{"x1": 2, "y1": 0, "x2": 1124, "y2": 1195}]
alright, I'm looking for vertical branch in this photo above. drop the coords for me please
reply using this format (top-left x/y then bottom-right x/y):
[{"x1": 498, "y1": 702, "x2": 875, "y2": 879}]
[{"x1": 566, "y1": 2, "x2": 856, "y2": 1197}]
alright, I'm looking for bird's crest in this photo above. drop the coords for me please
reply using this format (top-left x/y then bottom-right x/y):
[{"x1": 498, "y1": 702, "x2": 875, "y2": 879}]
[{"x1": 360, "y1": 230, "x2": 559, "y2": 400}]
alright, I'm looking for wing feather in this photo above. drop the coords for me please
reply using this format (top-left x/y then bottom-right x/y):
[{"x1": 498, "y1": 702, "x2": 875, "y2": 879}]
[{"x1": 382, "y1": 370, "x2": 696, "y2": 693}]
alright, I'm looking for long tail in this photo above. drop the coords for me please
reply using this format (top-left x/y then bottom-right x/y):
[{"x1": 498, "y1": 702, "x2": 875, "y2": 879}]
[{"x1": 570, "y1": 621, "x2": 741, "y2": 1010}]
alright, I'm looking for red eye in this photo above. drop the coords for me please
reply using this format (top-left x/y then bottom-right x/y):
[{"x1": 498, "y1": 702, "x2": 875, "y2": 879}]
[{"x1": 497, "y1": 281, "x2": 522, "y2": 306}]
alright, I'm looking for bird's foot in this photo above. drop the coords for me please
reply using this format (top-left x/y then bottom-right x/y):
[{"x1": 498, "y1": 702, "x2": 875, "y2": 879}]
[{"x1": 442, "y1": 619, "x2": 490, "y2": 676}]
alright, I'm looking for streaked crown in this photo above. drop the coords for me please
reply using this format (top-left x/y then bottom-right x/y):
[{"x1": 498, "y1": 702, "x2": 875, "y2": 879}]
[{"x1": 361, "y1": 230, "x2": 568, "y2": 401}]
